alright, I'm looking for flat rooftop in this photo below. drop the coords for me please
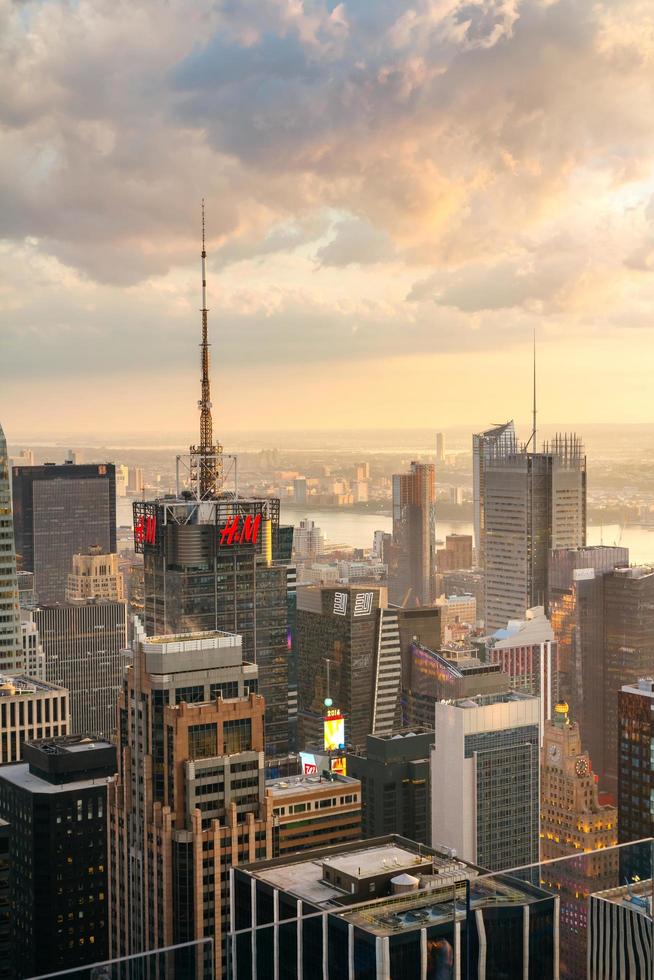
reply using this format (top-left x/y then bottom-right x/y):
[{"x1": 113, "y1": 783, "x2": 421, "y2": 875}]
[
  {"x1": 0, "y1": 675, "x2": 66, "y2": 696},
  {"x1": 340, "y1": 874, "x2": 547, "y2": 937},
  {"x1": 146, "y1": 630, "x2": 238, "y2": 645},
  {"x1": 249, "y1": 840, "x2": 470, "y2": 911},
  {"x1": 0, "y1": 762, "x2": 113, "y2": 795},
  {"x1": 267, "y1": 774, "x2": 359, "y2": 797},
  {"x1": 594, "y1": 880, "x2": 653, "y2": 919},
  {"x1": 456, "y1": 690, "x2": 536, "y2": 708},
  {"x1": 324, "y1": 844, "x2": 431, "y2": 880}
]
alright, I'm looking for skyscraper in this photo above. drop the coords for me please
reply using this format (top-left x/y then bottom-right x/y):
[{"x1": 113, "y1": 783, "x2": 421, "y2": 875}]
[
  {"x1": 12, "y1": 461, "x2": 116, "y2": 604},
  {"x1": 135, "y1": 207, "x2": 293, "y2": 756},
  {"x1": 295, "y1": 583, "x2": 402, "y2": 750},
  {"x1": 435, "y1": 431, "x2": 444, "y2": 464},
  {"x1": 0, "y1": 423, "x2": 22, "y2": 673},
  {"x1": 347, "y1": 728, "x2": 432, "y2": 844},
  {"x1": 483, "y1": 435, "x2": 586, "y2": 630},
  {"x1": 618, "y1": 678, "x2": 654, "y2": 881},
  {"x1": 108, "y1": 621, "x2": 272, "y2": 976},
  {"x1": 36, "y1": 598, "x2": 127, "y2": 737},
  {"x1": 387, "y1": 461, "x2": 436, "y2": 607},
  {"x1": 603, "y1": 566, "x2": 654, "y2": 793},
  {"x1": 65, "y1": 546, "x2": 125, "y2": 601},
  {"x1": 484, "y1": 605, "x2": 557, "y2": 733},
  {"x1": 548, "y1": 545, "x2": 628, "y2": 766},
  {"x1": 540, "y1": 703, "x2": 618, "y2": 979},
  {"x1": 0, "y1": 735, "x2": 116, "y2": 979},
  {"x1": 431, "y1": 690, "x2": 541, "y2": 870},
  {"x1": 472, "y1": 420, "x2": 516, "y2": 567}
]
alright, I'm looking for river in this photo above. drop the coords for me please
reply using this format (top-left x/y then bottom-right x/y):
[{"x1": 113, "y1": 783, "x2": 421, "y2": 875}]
[{"x1": 117, "y1": 498, "x2": 654, "y2": 566}]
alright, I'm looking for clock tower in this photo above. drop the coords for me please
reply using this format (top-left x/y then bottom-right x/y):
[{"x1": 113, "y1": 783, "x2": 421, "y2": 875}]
[{"x1": 540, "y1": 702, "x2": 618, "y2": 978}]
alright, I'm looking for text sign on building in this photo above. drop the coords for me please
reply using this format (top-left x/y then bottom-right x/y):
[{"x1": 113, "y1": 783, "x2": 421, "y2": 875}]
[
  {"x1": 333, "y1": 592, "x2": 348, "y2": 616},
  {"x1": 353, "y1": 592, "x2": 373, "y2": 616},
  {"x1": 324, "y1": 710, "x2": 345, "y2": 752},
  {"x1": 573, "y1": 568, "x2": 596, "y2": 582},
  {"x1": 133, "y1": 502, "x2": 160, "y2": 554},
  {"x1": 218, "y1": 513, "x2": 261, "y2": 548}
]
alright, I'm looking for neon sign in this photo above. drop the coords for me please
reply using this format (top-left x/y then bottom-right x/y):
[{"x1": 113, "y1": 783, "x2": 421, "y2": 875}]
[
  {"x1": 324, "y1": 710, "x2": 345, "y2": 752},
  {"x1": 134, "y1": 514, "x2": 157, "y2": 546},
  {"x1": 218, "y1": 513, "x2": 261, "y2": 547}
]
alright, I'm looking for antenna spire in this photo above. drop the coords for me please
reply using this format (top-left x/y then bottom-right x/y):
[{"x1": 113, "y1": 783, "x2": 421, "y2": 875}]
[
  {"x1": 190, "y1": 200, "x2": 223, "y2": 498},
  {"x1": 532, "y1": 326, "x2": 537, "y2": 450}
]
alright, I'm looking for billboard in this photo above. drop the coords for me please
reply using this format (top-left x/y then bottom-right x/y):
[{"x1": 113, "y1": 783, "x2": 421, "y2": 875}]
[
  {"x1": 299, "y1": 751, "x2": 346, "y2": 776},
  {"x1": 324, "y1": 710, "x2": 345, "y2": 752}
]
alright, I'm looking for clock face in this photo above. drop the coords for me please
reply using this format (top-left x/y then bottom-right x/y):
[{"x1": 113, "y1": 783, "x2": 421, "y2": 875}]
[
  {"x1": 548, "y1": 743, "x2": 561, "y2": 764},
  {"x1": 575, "y1": 756, "x2": 589, "y2": 777}
]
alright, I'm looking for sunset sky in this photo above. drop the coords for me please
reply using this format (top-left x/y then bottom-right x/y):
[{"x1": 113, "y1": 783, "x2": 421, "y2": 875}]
[{"x1": 2, "y1": 0, "x2": 654, "y2": 438}]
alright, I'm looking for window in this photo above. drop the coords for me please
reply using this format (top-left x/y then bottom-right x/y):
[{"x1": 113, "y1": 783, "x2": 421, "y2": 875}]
[
  {"x1": 223, "y1": 718, "x2": 252, "y2": 754},
  {"x1": 188, "y1": 724, "x2": 218, "y2": 760}
]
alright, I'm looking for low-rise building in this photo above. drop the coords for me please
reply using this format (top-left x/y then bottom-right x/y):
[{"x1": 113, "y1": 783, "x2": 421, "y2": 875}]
[
  {"x1": 0, "y1": 674, "x2": 69, "y2": 763},
  {"x1": 266, "y1": 772, "x2": 361, "y2": 856}
]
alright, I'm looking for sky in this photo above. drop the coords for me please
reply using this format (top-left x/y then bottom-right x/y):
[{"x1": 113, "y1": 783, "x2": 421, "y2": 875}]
[{"x1": 2, "y1": 0, "x2": 654, "y2": 439}]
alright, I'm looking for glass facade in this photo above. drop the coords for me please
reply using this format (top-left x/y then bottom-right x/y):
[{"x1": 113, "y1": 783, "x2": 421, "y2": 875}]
[{"x1": 12, "y1": 464, "x2": 116, "y2": 605}]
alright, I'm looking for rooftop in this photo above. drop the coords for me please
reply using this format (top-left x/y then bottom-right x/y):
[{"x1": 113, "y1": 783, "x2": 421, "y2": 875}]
[
  {"x1": 594, "y1": 880, "x2": 652, "y2": 920},
  {"x1": 266, "y1": 773, "x2": 359, "y2": 797},
  {"x1": 0, "y1": 674, "x2": 66, "y2": 697}
]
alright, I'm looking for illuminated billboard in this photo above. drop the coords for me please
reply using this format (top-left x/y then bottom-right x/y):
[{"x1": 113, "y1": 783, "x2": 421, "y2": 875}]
[
  {"x1": 324, "y1": 710, "x2": 345, "y2": 752},
  {"x1": 299, "y1": 750, "x2": 346, "y2": 776}
]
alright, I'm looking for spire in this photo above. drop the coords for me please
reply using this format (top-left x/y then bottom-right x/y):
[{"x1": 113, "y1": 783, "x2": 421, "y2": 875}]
[
  {"x1": 532, "y1": 326, "x2": 537, "y2": 451},
  {"x1": 190, "y1": 200, "x2": 223, "y2": 498}
]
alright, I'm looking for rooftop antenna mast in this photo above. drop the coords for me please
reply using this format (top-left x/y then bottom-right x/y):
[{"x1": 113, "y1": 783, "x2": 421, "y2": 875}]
[
  {"x1": 190, "y1": 199, "x2": 223, "y2": 498},
  {"x1": 525, "y1": 327, "x2": 537, "y2": 451}
]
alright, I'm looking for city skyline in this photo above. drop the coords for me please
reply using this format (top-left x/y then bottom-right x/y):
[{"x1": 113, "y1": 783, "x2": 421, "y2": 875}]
[{"x1": 4, "y1": 1, "x2": 654, "y2": 434}]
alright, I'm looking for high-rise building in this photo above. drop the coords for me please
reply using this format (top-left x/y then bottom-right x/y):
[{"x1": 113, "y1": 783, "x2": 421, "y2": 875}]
[
  {"x1": 347, "y1": 729, "x2": 432, "y2": 844},
  {"x1": 541, "y1": 703, "x2": 618, "y2": 979},
  {"x1": 618, "y1": 679, "x2": 654, "y2": 882},
  {"x1": 588, "y1": 881, "x2": 653, "y2": 980},
  {"x1": 127, "y1": 465, "x2": 144, "y2": 495},
  {"x1": 388, "y1": 461, "x2": 436, "y2": 607},
  {"x1": 431, "y1": 691, "x2": 541, "y2": 870},
  {"x1": 0, "y1": 424, "x2": 22, "y2": 674},
  {"x1": 108, "y1": 621, "x2": 273, "y2": 976},
  {"x1": 292, "y1": 518, "x2": 324, "y2": 561},
  {"x1": 548, "y1": 545, "x2": 628, "y2": 742},
  {"x1": 11, "y1": 461, "x2": 116, "y2": 604},
  {"x1": 16, "y1": 569, "x2": 37, "y2": 609},
  {"x1": 0, "y1": 735, "x2": 116, "y2": 979},
  {"x1": 65, "y1": 546, "x2": 125, "y2": 601},
  {"x1": 266, "y1": 772, "x2": 361, "y2": 856},
  {"x1": 436, "y1": 591, "x2": 477, "y2": 629},
  {"x1": 401, "y1": 641, "x2": 508, "y2": 729},
  {"x1": 19, "y1": 609, "x2": 45, "y2": 680},
  {"x1": 435, "y1": 431, "x2": 444, "y2": 464},
  {"x1": 472, "y1": 420, "x2": 516, "y2": 568},
  {"x1": 355, "y1": 462, "x2": 370, "y2": 481},
  {"x1": 483, "y1": 435, "x2": 586, "y2": 630},
  {"x1": 603, "y1": 566, "x2": 654, "y2": 793},
  {"x1": 36, "y1": 599, "x2": 127, "y2": 737},
  {"x1": 0, "y1": 674, "x2": 69, "y2": 763},
  {"x1": 0, "y1": 819, "x2": 8, "y2": 980},
  {"x1": 231, "y1": 835, "x2": 559, "y2": 980},
  {"x1": 293, "y1": 477, "x2": 307, "y2": 505},
  {"x1": 484, "y1": 605, "x2": 557, "y2": 734},
  {"x1": 436, "y1": 532, "x2": 473, "y2": 572},
  {"x1": 137, "y1": 494, "x2": 292, "y2": 755},
  {"x1": 296, "y1": 583, "x2": 401, "y2": 750}
]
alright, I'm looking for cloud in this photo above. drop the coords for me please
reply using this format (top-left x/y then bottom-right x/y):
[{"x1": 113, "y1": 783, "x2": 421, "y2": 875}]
[{"x1": 1, "y1": 0, "x2": 654, "y2": 403}]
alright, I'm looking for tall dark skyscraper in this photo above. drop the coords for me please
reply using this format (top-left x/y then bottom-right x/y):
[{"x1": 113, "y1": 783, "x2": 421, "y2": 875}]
[
  {"x1": 12, "y1": 462, "x2": 116, "y2": 604},
  {"x1": 0, "y1": 423, "x2": 22, "y2": 673},
  {"x1": 134, "y1": 208, "x2": 294, "y2": 756},
  {"x1": 603, "y1": 566, "x2": 654, "y2": 793},
  {"x1": 137, "y1": 496, "x2": 292, "y2": 754},
  {"x1": 0, "y1": 735, "x2": 116, "y2": 979},
  {"x1": 387, "y1": 461, "x2": 436, "y2": 607},
  {"x1": 296, "y1": 583, "x2": 402, "y2": 751},
  {"x1": 548, "y1": 545, "x2": 628, "y2": 770},
  {"x1": 483, "y1": 435, "x2": 586, "y2": 630},
  {"x1": 618, "y1": 678, "x2": 654, "y2": 882}
]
